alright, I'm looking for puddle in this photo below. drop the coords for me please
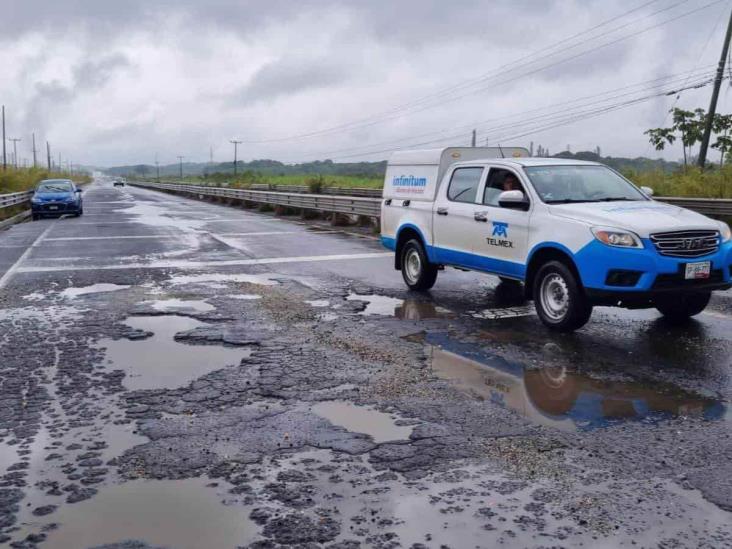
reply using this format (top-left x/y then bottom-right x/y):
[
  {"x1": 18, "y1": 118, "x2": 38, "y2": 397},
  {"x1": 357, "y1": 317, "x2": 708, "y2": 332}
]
[
  {"x1": 146, "y1": 299, "x2": 215, "y2": 312},
  {"x1": 420, "y1": 332, "x2": 728, "y2": 431},
  {"x1": 347, "y1": 293, "x2": 453, "y2": 319},
  {"x1": 61, "y1": 284, "x2": 131, "y2": 298},
  {"x1": 44, "y1": 478, "x2": 256, "y2": 549},
  {"x1": 0, "y1": 441, "x2": 18, "y2": 474},
  {"x1": 311, "y1": 401, "x2": 414, "y2": 443},
  {"x1": 170, "y1": 272, "x2": 280, "y2": 286},
  {"x1": 99, "y1": 316, "x2": 250, "y2": 390},
  {"x1": 227, "y1": 294, "x2": 262, "y2": 300}
]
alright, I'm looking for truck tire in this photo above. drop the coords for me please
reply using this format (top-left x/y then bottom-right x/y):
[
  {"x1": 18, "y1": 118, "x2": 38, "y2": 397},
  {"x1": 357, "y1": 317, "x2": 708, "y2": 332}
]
[
  {"x1": 533, "y1": 260, "x2": 592, "y2": 332},
  {"x1": 655, "y1": 291, "x2": 710, "y2": 323},
  {"x1": 401, "y1": 239, "x2": 438, "y2": 291}
]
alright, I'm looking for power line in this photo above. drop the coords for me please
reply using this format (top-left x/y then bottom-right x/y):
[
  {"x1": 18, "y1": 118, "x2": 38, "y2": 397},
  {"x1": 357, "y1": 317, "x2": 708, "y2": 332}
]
[
  {"x1": 240, "y1": 0, "x2": 717, "y2": 144},
  {"x1": 317, "y1": 77, "x2": 719, "y2": 161},
  {"x1": 289, "y1": 68, "x2": 717, "y2": 161}
]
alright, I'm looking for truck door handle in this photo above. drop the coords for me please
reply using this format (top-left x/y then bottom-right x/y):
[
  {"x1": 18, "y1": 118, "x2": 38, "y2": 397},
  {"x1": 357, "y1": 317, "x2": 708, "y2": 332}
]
[
  {"x1": 474, "y1": 212, "x2": 488, "y2": 222},
  {"x1": 437, "y1": 208, "x2": 449, "y2": 216}
]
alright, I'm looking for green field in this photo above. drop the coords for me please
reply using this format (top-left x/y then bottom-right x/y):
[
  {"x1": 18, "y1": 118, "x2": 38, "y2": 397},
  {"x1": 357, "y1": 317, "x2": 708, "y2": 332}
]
[
  {"x1": 0, "y1": 167, "x2": 91, "y2": 193},
  {"x1": 626, "y1": 166, "x2": 732, "y2": 198},
  {"x1": 175, "y1": 165, "x2": 732, "y2": 199}
]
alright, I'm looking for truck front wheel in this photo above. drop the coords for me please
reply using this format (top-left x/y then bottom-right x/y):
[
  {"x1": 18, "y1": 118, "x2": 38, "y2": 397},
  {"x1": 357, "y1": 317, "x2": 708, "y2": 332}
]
[
  {"x1": 655, "y1": 291, "x2": 710, "y2": 323},
  {"x1": 401, "y1": 239, "x2": 438, "y2": 291},
  {"x1": 533, "y1": 261, "x2": 592, "y2": 332}
]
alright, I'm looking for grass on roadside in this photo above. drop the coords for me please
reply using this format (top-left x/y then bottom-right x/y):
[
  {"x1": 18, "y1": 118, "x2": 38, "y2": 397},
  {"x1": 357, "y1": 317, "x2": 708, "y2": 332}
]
[{"x1": 625, "y1": 165, "x2": 732, "y2": 198}]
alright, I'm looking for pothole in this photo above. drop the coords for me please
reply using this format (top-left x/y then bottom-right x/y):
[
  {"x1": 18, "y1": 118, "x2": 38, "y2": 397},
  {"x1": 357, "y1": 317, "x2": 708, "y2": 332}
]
[
  {"x1": 99, "y1": 316, "x2": 251, "y2": 390},
  {"x1": 311, "y1": 401, "x2": 414, "y2": 443},
  {"x1": 146, "y1": 299, "x2": 215, "y2": 312},
  {"x1": 347, "y1": 294, "x2": 454, "y2": 319},
  {"x1": 169, "y1": 273, "x2": 280, "y2": 286},
  {"x1": 42, "y1": 478, "x2": 257, "y2": 549},
  {"x1": 420, "y1": 332, "x2": 728, "y2": 431}
]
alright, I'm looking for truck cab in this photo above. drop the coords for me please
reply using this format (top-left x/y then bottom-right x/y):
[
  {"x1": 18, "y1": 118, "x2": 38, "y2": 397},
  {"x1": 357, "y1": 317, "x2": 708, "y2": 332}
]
[{"x1": 380, "y1": 147, "x2": 732, "y2": 331}]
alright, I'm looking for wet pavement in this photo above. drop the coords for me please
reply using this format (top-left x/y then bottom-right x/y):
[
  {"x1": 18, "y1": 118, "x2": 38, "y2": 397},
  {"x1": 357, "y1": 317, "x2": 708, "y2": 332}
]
[{"x1": 0, "y1": 178, "x2": 730, "y2": 548}]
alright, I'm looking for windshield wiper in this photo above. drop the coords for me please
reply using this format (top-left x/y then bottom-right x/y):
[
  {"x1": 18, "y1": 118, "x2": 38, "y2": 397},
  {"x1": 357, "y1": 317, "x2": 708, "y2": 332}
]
[{"x1": 598, "y1": 197, "x2": 632, "y2": 202}]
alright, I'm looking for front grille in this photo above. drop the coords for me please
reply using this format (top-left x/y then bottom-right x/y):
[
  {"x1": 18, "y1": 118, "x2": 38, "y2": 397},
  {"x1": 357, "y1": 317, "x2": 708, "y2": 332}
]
[
  {"x1": 652, "y1": 269, "x2": 724, "y2": 290},
  {"x1": 649, "y1": 230, "x2": 720, "y2": 258}
]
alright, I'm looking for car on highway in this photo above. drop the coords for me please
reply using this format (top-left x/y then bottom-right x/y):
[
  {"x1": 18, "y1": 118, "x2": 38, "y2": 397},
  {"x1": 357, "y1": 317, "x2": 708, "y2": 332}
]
[
  {"x1": 113, "y1": 179, "x2": 125, "y2": 187},
  {"x1": 31, "y1": 179, "x2": 84, "y2": 220},
  {"x1": 380, "y1": 147, "x2": 732, "y2": 331}
]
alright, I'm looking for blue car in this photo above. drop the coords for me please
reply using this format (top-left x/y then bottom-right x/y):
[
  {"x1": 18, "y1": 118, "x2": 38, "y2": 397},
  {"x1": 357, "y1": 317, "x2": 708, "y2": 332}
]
[{"x1": 31, "y1": 179, "x2": 84, "y2": 220}]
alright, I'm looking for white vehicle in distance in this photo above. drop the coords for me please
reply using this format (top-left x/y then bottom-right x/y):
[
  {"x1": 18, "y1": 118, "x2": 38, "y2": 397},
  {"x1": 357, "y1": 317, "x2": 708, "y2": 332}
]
[{"x1": 380, "y1": 147, "x2": 732, "y2": 331}]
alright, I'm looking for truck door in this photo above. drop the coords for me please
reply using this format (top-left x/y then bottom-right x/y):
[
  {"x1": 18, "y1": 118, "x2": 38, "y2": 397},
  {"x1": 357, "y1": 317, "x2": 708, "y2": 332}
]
[
  {"x1": 472, "y1": 167, "x2": 531, "y2": 279},
  {"x1": 432, "y1": 166, "x2": 487, "y2": 269}
]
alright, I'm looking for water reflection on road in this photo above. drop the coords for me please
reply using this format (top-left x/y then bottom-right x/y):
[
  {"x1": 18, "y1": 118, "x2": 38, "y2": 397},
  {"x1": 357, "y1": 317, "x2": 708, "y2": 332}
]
[{"x1": 418, "y1": 332, "x2": 728, "y2": 431}]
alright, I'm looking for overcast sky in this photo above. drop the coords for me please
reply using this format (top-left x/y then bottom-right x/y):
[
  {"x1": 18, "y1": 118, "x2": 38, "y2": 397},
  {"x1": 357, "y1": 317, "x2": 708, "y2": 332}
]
[{"x1": 1, "y1": 0, "x2": 731, "y2": 167}]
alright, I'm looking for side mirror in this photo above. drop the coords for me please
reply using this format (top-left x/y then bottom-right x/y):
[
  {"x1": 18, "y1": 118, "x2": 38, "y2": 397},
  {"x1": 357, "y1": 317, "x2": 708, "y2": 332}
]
[
  {"x1": 640, "y1": 186, "x2": 654, "y2": 197},
  {"x1": 498, "y1": 190, "x2": 529, "y2": 211},
  {"x1": 75, "y1": 189, "x2": 83, "y2": 193}
]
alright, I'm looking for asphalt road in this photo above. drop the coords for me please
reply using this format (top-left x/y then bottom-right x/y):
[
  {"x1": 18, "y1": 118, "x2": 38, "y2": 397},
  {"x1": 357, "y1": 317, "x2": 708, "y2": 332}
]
[{"x1": 0, "y1": 179, "x2": 731, "y2": 548}]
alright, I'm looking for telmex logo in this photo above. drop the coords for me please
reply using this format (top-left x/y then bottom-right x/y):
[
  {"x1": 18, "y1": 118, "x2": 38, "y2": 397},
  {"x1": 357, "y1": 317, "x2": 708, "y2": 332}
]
[{"x1": 393, "y1": 175, "x2": 427, "y2": 187}]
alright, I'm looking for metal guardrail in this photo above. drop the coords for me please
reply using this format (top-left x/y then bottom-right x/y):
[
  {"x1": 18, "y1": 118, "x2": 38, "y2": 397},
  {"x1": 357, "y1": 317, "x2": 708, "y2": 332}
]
[
  {"x1": 656, "y1": 197, "x2": 732, "y2": 217},
  {"x1": 132, "y1": 181, "x2": 382, "y2": 217},
  {"x1": 0, "y1": 191, "x2": 33, "y2": 210},
  {"x1": 131, "y1": 181, "x2": 732, "y2": 220}
]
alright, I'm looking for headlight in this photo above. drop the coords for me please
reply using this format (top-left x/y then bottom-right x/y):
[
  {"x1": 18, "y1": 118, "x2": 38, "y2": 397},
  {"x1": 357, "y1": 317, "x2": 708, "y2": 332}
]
[
  {"x1": 719, "y1": 222, "x2": 732, "y2": 242},
  {"x1": 591, "y1": 227, "x2": 643, "y2": 249},
  {"x1": 31, "y1": 197, "x2": 42, "y2": 204}
]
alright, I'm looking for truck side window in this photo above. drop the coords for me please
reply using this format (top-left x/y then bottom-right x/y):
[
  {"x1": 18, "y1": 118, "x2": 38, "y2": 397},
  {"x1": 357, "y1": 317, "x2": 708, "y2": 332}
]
[
  {"x1": 447, "y1": 167, "x2": 483, "y2": 204},
  {"x1": 483, "y1": 168, "x2": 525, "y2": 206}
]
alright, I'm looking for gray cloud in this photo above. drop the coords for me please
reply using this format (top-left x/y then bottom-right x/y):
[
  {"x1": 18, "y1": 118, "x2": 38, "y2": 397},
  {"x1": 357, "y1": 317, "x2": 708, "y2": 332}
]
[
  {"x1": 228, "y1": 57, "x2": 351, "y2": 106},
  {"x1": 0, "y1": 0, "x2": 727, "y2": 166}
]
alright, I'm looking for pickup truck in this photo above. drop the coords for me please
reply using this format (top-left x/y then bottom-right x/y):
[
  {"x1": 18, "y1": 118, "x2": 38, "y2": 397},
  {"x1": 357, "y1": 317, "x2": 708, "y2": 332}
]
[{"x1": 380, "y1": 147, "x2": 732, "y2": 331}]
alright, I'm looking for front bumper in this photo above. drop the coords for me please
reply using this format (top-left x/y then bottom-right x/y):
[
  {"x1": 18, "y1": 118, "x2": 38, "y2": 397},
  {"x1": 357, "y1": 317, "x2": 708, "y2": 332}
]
[
  {"x1": 575, "y1": 238, "x2": 732, "y2": 302},
  {"x1": 32, "y1": 201, "x2": 81, "y2": 215}
]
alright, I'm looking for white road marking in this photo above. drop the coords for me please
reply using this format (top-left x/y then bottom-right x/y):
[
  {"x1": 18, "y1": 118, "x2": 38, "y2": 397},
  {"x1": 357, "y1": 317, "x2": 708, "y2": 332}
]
[
  {"x1": 45, "y1": 235, "x2": 180, "y2": 241},
  {"x1": 15, "y1": 252, "x2": 392, "y2": 274},
  {"x1": 44, "y1": 231, "x2": 301, "y2": 242},
  {"x1": 214, "y1": 231, "x2": 300, "y2": 237},
  {"x1": 0, "y1": 224, "x2": 55, "y2": 288}
]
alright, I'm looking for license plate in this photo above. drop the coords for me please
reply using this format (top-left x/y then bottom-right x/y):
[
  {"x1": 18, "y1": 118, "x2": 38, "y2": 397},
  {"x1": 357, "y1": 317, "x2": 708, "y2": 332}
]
[
  {"x1": 48, "y1": 205, "x2": 58, "y2": 210},
  {"x1": 685, "y1": 261, "x2": 711, "y2": 280}
]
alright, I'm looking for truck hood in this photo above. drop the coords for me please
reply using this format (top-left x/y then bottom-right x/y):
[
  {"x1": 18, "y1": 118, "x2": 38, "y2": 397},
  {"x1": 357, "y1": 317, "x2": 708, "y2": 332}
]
[{"x1": 549, "y1": 200, "x2": 719, "y2": 237}]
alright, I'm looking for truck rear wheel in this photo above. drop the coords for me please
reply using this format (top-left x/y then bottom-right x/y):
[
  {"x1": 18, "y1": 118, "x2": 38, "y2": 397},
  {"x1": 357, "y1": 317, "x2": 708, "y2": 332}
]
[
  {"x1": 401, "y1": 239, "x2": 438, "y2": 291},
  {"x1": 655, "y1": 292, "x2": 710, "y2": 323},
  {"x1": 533, "y1": 261, "x2": 592, "y2": 332}
]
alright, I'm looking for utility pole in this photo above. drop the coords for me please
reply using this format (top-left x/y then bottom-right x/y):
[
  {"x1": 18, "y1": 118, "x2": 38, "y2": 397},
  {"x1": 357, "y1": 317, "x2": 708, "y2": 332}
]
[
  {"x1": 46, "y1": 141, "x2": 51, "y2": 170},
  {"x1": 8, "y1": 138, "x2": 21, "y2": 169},
  {"x1": 471, "y1": 129, "x2": 477, "y2": 147},
  {"x1": 230, "y1": 140, "x2": 242, "y2": 176},
  {"x1": 31, "y1": 133, "x2": 38, "y2": 168},
  {"x1": 699, "y1": 8, "x2": 732, "y2": 169},
  {"x1": 1, "y1": 106, "x2": 5, "y2": 171},
  {"x1": 177, "y1": 155, "x2": 184, "y2": 178},
  {"x1": 155, "y1": 153, "x2": 160, "y2": 180}
]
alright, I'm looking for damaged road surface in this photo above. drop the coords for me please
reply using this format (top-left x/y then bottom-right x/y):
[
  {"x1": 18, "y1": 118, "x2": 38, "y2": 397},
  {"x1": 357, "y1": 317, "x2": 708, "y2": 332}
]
[{"x1": 0, "y1": 179, "x2": 731, "y2": 548}]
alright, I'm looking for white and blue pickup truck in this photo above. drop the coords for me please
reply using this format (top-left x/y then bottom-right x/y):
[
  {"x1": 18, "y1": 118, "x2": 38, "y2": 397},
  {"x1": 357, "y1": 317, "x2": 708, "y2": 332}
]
[{"x1": 380, "y1": 147, "x2": 732, "y2": 331}]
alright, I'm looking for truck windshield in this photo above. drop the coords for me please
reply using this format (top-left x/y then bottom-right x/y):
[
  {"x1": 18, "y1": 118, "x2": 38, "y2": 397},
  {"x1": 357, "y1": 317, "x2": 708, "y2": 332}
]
[{"x1": 524, "y1": 165, "x2": 647, "y2": 204}]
